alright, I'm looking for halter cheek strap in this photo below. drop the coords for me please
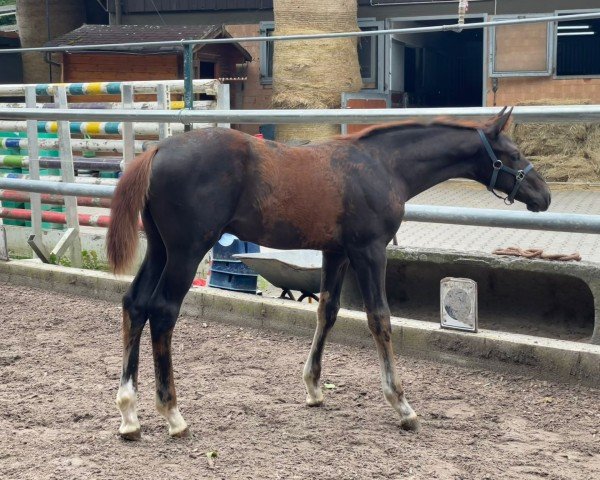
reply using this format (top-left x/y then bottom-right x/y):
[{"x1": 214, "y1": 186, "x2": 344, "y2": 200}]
[{"x1": 477, "y1": 129, "x2": 534, "y2": 205}]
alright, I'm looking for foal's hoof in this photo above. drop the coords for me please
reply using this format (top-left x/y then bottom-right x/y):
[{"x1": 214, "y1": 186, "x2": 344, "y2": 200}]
[
  {"x1": 119, "y1": 428, "x2": 142, "y2": 441},
  {"x1": 306, "y1": 392, "x2": 324, "y2": 407},
  {"x1": 400, "y1": 414, "x2": 421, "y2": 432},
  {"x1": 170, "y1": 426, "x2": 191, "y2": 439}
]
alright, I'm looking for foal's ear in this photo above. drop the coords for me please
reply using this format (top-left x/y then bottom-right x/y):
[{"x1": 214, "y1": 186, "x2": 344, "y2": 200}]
[{"x1": 486, "y1": 106, "x2": 513, "y2": 137}]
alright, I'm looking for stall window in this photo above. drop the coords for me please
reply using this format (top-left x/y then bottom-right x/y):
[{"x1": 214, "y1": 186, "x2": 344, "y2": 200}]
[
  {"x1": 556, "y1": 16, "x2": 600, "y2": 76},
  {"x1": 489, "y1": 15, "x2": 553, "y2": 77}
]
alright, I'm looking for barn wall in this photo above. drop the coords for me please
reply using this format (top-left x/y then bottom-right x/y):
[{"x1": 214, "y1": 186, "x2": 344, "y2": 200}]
[
  {"x1": 62, "y1": 53, "x2": 180, "y2": 102},
  {"x1": 489, "y1": 77, "x2": 600, "y2": 106},
  {"x1": 63, "y1": 53, "x2": 179, "y2": 82}
]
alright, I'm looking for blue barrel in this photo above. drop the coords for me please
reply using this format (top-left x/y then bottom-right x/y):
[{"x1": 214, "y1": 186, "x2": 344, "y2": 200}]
[{"x1": 209, "y1": 234, "x2": 260, "y2": 294}]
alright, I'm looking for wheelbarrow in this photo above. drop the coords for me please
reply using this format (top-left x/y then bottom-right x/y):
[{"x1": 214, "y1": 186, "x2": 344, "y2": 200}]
[{"x1": 233, "y1": 250, "x2": 322, "y2": 302}]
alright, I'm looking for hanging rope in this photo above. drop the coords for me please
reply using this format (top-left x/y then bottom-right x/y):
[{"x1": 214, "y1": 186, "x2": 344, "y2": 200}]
[
  {"x1": 492, "y1": 247, "x2": 582, "y2": 262},
  {"x1": 457, "y1": 0, "x2": 469, "y2": 31}
]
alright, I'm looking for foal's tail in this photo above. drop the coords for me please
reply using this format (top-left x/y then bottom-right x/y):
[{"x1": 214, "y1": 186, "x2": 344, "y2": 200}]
[{"x1": 107, "y1": 147, "x2": 158, "y2": 274}]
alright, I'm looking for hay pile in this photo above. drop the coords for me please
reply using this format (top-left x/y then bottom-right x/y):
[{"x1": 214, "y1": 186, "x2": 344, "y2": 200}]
[
  {"x1": 272, "y1": 0, "x2": 363, "y2": 142},
  {"x1": 508, "y1": 99, "x2": 600, "y2": 183}
]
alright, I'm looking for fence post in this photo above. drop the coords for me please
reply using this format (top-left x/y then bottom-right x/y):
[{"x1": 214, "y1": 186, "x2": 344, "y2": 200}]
[
  {"x1": 54, "y1": 86, "x2": 82, "y2": 267},
  {"x1": 183, "y1": 44, "x2": 194, "y2": 132},
  {"x1": 25, "y1": 86, "x2": 47, "y2": 260},
  {"x1": 216, "y1": 82, "x2": 230, "y2": 129},
  {"x1": 121, "y1": 84, "x2": 135, "y2": 169},
  {"x1": 157, "y1": 83, "x2": 171, "y2": 141}
]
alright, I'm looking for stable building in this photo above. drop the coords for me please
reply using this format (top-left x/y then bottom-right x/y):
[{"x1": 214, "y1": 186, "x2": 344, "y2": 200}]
[
  {"x1": 107, "y1": 0, "x2": 600, "y2": 109},
  {"x1": 44, "y1": 24, "x2": 252, "y2": 105}
]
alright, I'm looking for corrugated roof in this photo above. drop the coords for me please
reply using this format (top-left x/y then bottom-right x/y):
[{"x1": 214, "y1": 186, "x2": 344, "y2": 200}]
[
  {"x1": 44, "y1": 24, "x2": 252, "y2": 60},
  {"x1": 124, "y1": 0, "x2": 273, "y2": 13},
  {"x1": 121, "y1": 0, "x2": 454, "y2": 13}
]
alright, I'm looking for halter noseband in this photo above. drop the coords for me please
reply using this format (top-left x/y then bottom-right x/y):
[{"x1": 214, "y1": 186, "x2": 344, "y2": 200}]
[{"x1": 477, "y1": 129, "x2": 533, "y2": 205}]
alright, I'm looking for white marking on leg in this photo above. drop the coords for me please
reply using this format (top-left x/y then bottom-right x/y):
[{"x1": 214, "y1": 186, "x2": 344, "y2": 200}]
[
  {"x1": 303, "y1": 294, "x2": 329, "y2": 406},
  {"x1": 303, "y1": 358, "x2": 324, "y2": 406},
  {"x1": 157, "y1": 402, "x2": 188, "y2": 437},
  {"x1": 377, "y1": 346, "x2": 420, "y2": 431},
  {"x1": 116, "y1": 379, "x2": 140, "y2": 436}
]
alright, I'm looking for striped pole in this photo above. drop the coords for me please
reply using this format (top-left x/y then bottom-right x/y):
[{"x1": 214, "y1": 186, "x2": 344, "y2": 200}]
[
  {"x1": 0, "y1": 189, "x2": 111, "y2": 208},
  {"x1": 0, "y1": 100, "x2": 212, "y2": 110},
  {"x1": 0, "y1": 120, "x2": 197, "y2": 135},
  {"x1": 0, "y1": 79, "x2": 220, "y2": 97},
  {"x1": 0, "y1": 137, "x2": 145, "y2": 153},
  {"x1": 0, "y1": 173, "x2": 119, "y2": 185},
  {"x1": 0, "y1": 206, "x2": 117, "y2": 228},
  {"x1": 0, "y1": 154, "x2": 122, "y2": 171}
]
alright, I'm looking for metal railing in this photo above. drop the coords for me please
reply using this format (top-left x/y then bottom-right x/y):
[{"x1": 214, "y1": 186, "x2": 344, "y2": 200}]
[
  {"x1": 1, "y1": 178, "x2": 600, "y2": 234},
  {"x1": 1, "y1": 105, "x2": 600, "y2": 124},
  {"x1": 0, "y1": 12, "x2": 599, "y2": 55},
  {"x1": 1, "y1": 105, "x2": 600, "y2": 237}
]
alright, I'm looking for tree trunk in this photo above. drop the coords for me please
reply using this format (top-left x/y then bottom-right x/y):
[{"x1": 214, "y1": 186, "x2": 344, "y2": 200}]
[
  {"x1": 272, "y1": 0, "x2": 363, "y2": 142},
  {"x1": 16, "y1": 0, "x2": 85, "y2": 84}
]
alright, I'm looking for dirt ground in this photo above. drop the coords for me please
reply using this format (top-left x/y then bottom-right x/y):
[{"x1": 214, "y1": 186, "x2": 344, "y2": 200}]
[{"x1": 0, "y1": 282, "x2": 599, "y2": 480}]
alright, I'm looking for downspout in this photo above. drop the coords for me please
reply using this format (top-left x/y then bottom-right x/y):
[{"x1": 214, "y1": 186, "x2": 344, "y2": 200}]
[
  {"x1": 45, "y1": 0, "x2": 52, "y2": 82},
  {"x1": 115, "y1": 0, "x2": 122, "y2": 25},
  {"x1": 43, "y1": 0, "x2": 62, "y2": 82}
]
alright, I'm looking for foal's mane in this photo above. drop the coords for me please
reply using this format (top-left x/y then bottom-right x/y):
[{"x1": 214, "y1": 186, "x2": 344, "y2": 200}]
[{"x1": 343, "y1": 117, "x2": 492, "y2": 140}]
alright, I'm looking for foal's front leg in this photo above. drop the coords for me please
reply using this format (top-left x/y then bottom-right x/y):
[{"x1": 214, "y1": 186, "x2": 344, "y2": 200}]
[
  {"x1": 347, "y1": 242, "x2": 420, "y2": 431},
  {"x1": 303, "y1": 251, "x2": 349, "y2": 405}
]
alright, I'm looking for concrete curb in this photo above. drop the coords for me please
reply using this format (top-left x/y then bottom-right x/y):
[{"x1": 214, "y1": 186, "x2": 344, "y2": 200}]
[{"x1": 1, "y1": 259, "x2": 599, "y2": 387}]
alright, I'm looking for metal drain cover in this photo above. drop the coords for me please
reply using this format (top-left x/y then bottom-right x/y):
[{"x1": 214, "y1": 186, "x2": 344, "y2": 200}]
[
  {"x1": 0, "y1": 226, "x2": 8, "y2": 261},
  {"x1": 440, "y1": 277, "x2": 478, "y2": 332}
]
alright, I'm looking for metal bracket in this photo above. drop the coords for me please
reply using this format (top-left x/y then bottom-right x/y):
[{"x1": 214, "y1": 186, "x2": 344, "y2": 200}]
[
  {"x1": 27, "y1": 234, "x2": 50, "y2": 263},
  {"x1": 50, "y1": 227, "x2": 78, "y2": 261},
  {"x1": 0, "y1": 226, "x2": 8, "y2": 261}
]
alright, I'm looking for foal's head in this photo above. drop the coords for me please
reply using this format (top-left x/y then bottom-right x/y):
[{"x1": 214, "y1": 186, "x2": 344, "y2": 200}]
[{"x1": 471, "y1": 108, "x2": 551, "y2": 212}]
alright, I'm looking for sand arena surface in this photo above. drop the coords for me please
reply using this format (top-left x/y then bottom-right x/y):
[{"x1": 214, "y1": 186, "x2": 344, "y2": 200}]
[{"x1": 0, "y1": 282, "x2": 599, "y2": 479}]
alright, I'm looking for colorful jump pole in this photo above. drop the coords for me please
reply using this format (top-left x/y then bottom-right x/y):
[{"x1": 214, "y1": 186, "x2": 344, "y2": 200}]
[
  {"x1": 0, "y1": 120, "x2": 192, "y2": 135},
  {"x1": 0, "y1": 79, "x2": 220, "y2": 97},
  {"x1": 0, "y1": 154, "x2": 122, "y2": 171},
  {"x1": 0, "y1": 189, "x2": 111, "y2": 208},
  {"x1": 0, "y1": 206, "x2": 113, "y2": 228},
  {"x1": 0, "y1": 100, "x2": 211, "y2": 110},
  {"x1": 0, "y1": 137, "x2": 145, "y2": 153},
  {"x1": 0, "y1": 173, "x2": 119, "y2": 185}
]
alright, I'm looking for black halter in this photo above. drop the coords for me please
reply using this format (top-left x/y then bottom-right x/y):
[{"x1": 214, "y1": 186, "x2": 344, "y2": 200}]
[{"x1": 477, "y1": 129, "x2": 533, "y2": 205}]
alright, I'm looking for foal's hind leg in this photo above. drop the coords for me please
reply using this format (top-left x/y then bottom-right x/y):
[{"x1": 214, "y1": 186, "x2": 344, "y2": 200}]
[
  {"x1": 116, "y1": 211, "x2": 166, "y2": 440},
  {"x1": 303, "y1": 251, "x2": 349, "y2": 406},
  {"x1": 147, "y1": 242, "x2": 210, "y2": 437},
  {"x1": 347, "y1": 242, "x2": 420, "y2": 431}
]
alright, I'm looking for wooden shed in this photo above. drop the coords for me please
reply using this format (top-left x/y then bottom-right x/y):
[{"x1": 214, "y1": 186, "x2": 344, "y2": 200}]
[{"x1": 44, "y1": 24, "x2": 252, "y2": 103}]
